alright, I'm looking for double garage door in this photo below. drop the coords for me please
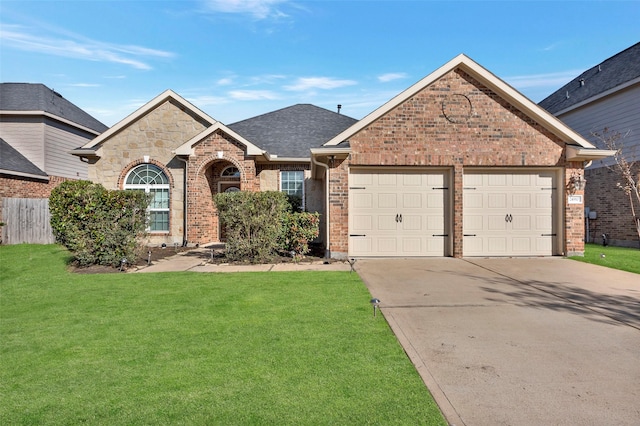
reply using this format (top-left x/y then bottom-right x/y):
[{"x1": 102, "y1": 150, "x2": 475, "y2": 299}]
[{"x1": 348, "y1": 169, "x2": 558, "y2": 257}]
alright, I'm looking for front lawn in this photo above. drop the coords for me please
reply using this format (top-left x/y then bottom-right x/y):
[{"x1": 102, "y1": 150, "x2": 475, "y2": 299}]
[
  {"x1": 569, "y1": 243, "x2": 640, "y2": 274},
  {"x1": 0, "y1": 244, "x2": 445, "y2": 425}
]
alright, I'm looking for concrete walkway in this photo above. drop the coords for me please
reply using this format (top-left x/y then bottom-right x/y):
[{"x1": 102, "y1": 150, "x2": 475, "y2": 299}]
[
  {"x1": 132, "y1": 248, "x2": 352, "y2": 273},
  {"x1": 356, "y1": 258, "x2": 640, "y2": 426}
]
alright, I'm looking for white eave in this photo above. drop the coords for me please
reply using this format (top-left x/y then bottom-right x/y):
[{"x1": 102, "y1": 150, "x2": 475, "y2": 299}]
[
  {"x1": 566, "y1": 145, "x2": 617, "y2": 162},
  {"x1": 323, "y1": 54, "x2": 598, "y2": 150},
  {"x1": 0, "y1": 168, "x2": 49, "y2": 181},
  {"x1": 174, "y1": 123, "x2": 265, "y2": 157},
  {"x1": 78, "y1": 89, "x2": 218, "y2": 151},
  {"x1": 1, "y1": 110, "x2": 103, "y2": 136}
]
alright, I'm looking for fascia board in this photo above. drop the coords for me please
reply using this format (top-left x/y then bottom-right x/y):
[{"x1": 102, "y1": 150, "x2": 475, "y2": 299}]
[
  {"x1": 310, "y1": 147, "x2": 351, "y2": 156},
  {"x1": 79, "y1": 89, "x2": 217, "y2": 150},
  {"x1": 323, "y1": 54, "x2": 596, "y2": 149},
  {"x1": 554, "y1": 77, "x2": 640, "y2": 116},
  {"x1": 0, "y1": 168, "x2": 49, "y2": 180},
  {"x1": 1, "y1": 110, "x2": 103, "y2": 136},
  {"x1": 174, "y1": 123, "x2": 266, "y2": 157},
  {"x1": 566, "y1": 145, "x2": 617, "y2": 162}
]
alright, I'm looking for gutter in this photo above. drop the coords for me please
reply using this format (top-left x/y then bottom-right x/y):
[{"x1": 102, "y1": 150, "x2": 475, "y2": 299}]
[
  {"x1": 175, "y1": 155, "x2": 189, "y2": 247},
  {"x1": 565, "y1": 145, "x2": 617, "y2": 162},
  {"x1": 311, "y1": 154, "x2": 330, "y2": 259}
]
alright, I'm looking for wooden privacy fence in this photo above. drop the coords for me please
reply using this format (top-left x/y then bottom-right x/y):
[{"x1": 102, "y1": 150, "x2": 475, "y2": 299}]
[{"x1": 1, "y1": 198, "x2": 55, "y2": 245}]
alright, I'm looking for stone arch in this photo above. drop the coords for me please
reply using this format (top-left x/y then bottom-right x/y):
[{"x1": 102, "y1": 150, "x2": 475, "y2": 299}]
[{"x1": 117, "y1": 157, "x2": 175, "y2": 189}]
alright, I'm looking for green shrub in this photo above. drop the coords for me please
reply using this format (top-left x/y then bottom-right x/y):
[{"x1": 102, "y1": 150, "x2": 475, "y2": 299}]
[
  {"x1": 49, "y1": 180, "x2": 148, "y2": 267},
  {"x1": 280, "y1": 211, "x2": 320, "y2": 257},
  {"x1": 215, "y1": 191, "x2": 289, "y2": 263}
]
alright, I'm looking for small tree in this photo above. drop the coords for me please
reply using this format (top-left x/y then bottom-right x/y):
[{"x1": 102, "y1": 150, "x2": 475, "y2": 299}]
[{"x1": 591, "y1": 128, "x2": 640, "y2": 246}]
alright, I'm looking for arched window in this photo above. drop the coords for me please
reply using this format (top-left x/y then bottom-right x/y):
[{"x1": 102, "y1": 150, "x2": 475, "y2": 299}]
[
  {"x1": 221, "y1": 166, "x2": 240, "y2": 177},
  {"x1": 124, "y1": 164, "x2": 170, "y2": 232}
]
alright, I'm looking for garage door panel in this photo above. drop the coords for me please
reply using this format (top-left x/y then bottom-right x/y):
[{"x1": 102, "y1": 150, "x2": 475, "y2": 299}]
[
  {"x1": 402, "y1": 193, "x2": 422, "y2": 208},
  {"x1": 464, "y1": 170, "x2": 557, "y2": 256},
  {"x1": 378, "y1": 215, "x2": 397, "y2": 231},
  {"x1": 378, "y1": 193, "x2": 397, "y2": 208},
  {"x1": 352, "y1": 193, "x2": 373, "y2": 209},
  {"x1": 349, "y1": 170, "x2": 447, "y2": 257},
  {"x1": 352, "y1": 215, "x2": 372, "y2": 231}
]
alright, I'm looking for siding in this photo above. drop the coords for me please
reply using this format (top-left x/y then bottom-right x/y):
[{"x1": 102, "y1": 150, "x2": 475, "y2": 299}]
[
  {"x1": 44, "y1": 118, "x2": 90, "y2": 179},
  {"x1": 0, "y1": 117, "x2": 46, "y2": 170},
  {"x1": 558, "y1": 83, "x2": 640, "y2": 169}
]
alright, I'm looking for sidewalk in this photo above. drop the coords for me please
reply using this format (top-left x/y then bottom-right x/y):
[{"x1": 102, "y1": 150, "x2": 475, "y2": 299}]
[{"x1": 132, "y1": 248, "x2": 352, "y2": 273}]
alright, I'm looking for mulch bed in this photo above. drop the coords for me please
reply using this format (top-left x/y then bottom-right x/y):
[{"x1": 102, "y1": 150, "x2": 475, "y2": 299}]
[{"x1": 70, "y1": 244, "x2": 326, "y2": 274}]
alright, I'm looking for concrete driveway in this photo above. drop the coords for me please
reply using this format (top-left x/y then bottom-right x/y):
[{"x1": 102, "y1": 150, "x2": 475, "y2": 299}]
[{"x1": 355, "y1": 258, "x2": 640, "y2": 426}]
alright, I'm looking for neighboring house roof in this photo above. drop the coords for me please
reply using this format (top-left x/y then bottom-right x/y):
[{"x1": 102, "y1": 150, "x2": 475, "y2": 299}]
[
  {"x1": 229, "y1": 104, "x2": 357, "y2": 159},
  {"x1": 0, "y1": 83, "x2": 108, "y2": 134},
  {"x1": 539, "y1": 42, "x2": 640, "y2": 115},
  {"x1": 322, "y1": 54, "x2": 602, "y2": 158},
  {"x1": 75, "y1": 89, "x2": 265, "y2": 158},
  {"x1": 0, "y1": 138, "x2": 48, "y2": 180}
]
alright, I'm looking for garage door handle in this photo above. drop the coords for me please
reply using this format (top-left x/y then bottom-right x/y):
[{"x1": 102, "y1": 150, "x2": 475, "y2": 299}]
[
  {"x1": 505, "y1": 214, "x2": 513, "y2": 223},
  {"x1": 541, "y1": 234, "x2": 557, "y2": 237},
  {"x1": 464, "y1": 234, "x2": 477, "y2": 237},
  {"x1": 349, "y1": 187, "x2": 366, "y2": 190},
  {"x1": 395, "y1": 214, "x2": 403, "y2": 223},
  {"x1": 432, "y1": 234, "x2": 448, "y2": 237},
  {"x1": 350, "y1": 234, "x2": 366, "y2": 237}
]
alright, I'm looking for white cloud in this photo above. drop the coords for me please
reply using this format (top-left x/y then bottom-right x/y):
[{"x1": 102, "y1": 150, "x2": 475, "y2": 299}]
[
  {"x1": 284, "y1": 77, "x2": 357, "y2": 91},
  {"x1": 377, "y1": 72, "x2": 408, "y2": 83},
  {"x1": 506, "y1": 70, "x2": 581, "y2": 90},
  {"x1": 202, "y1": 0, "x2": 290, "y2": 20},
  {"x1": 0, "y1": 24, "x2": 174, "y2": 70},
  {"x1": 228, "y1": 90, "x2": 280, "y2": 100}
]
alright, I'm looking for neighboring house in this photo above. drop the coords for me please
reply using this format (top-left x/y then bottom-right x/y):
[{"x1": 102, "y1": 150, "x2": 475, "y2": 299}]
[
  {"x1": 0, "y1": 83, "x2": 108, "y2": 234},
  {"x1": 71, "y1": 94, "x2": 356, "y2": 247},
  {"x1": 539, "y1": 42, "x2": 640, "y2": 247},
  {"x1": 73, "y1": 54, "x2": 613, "y2": 258}
]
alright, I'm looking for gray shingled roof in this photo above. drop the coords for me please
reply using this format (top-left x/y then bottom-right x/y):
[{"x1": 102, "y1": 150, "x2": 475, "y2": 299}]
[
  {"x1": 228, "y1": 104, "x2": 357, "y2": 158},
  {"x1": 0, "y1": 138, "x2": 48, "y2": 178},
  {"x1": 539, "y1": 42, "x2": 640, "y2": 114},
  {"x1": 0, "y1": 83, "x2": 108, "y2": 133}
]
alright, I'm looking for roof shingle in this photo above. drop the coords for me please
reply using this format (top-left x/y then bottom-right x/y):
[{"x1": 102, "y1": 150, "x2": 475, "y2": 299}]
[
  {"x1": 228, "y1": 104, "x2": 357, "y2": 158},
  {"x1": 539, "y1": 42, "x2": 640, "y2": 114},
  {"x1": 0, "y1": 83, "x2": 108, "y2": 133}
]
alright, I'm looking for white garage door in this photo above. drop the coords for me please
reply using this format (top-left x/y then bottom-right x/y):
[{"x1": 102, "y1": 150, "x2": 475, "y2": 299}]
[
  {"x1": 349, "y1": 169, "x2": 448, "y2": 257},
  {"x1": 463, "y1": 170, "x2": 557, "y2": 256}
]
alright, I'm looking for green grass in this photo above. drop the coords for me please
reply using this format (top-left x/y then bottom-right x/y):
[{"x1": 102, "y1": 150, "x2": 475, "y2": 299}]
[
  {"x1": 569, "y1": 243, "x2": 640, "y2": 274},
  {"x1": 0, "y1": 245, "x2": 445, "y2": 425}
]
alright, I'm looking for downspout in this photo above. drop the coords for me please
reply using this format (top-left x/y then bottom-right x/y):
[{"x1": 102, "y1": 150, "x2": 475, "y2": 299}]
[
  {"x1": 176, "y1": 156, "x2": 189, "y2": 247},
  {"x1": 311, "y1": 154, "x2": 330, "y2": 259}
]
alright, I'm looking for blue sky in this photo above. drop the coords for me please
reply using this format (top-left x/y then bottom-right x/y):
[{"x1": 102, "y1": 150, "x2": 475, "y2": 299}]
[{"x1": 1, "y1": 1, "x2": 638, "y2": 127}]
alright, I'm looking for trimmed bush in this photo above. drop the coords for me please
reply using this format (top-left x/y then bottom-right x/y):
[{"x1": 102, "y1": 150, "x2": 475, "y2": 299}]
[
  {"x1": 280, "y1": 211, "x2": 320, "y2": 257},
  {"x1": 215, "y1": 191, "x2": 289, "y2": 263},
  {"x1": 49, "y1": 180, "x2": 148, "y2": 267}
]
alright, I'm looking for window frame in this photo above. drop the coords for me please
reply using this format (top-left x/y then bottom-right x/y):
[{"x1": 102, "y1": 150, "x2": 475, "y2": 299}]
[
  {"x1": 280, "y1": 170, "x2": 305, "y2": 209},
  {"x1": 124, "y1": 164, "x2": 170, "y2": 233}
]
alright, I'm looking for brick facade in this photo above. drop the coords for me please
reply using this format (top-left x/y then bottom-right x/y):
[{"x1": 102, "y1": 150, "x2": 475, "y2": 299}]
[
  {"x1": 326, "y1": 69, "x2": 585, "y2": 257},
  {"x1": 0, "y1": 174, "x2": 70, "y2": 224},
  {"x1": 584, "y1": 164, "x2": 640, "y2": 248}
]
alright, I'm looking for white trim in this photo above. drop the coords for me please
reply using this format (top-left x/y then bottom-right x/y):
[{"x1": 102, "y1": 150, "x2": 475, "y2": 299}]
[
  {"x1": 565, "y1": 146, "x2": 617, "y2": 162},
  {"x1": 554, "y1": 77, "x2": 640, "y2": 116},
  {"x1": 174, "y1": 122, "x2": 265, "y2": 157},
  {"x1": 79, "y1": 89, "x2": 217, "y2": 150},
  {"x1": 0, "y1": 169, "x2": 49, "y2": 181},
  {"x1": 1, "y1": 110, "x2": 103, "y2": 136},
  {"x1": 323, "y1": 54, "x2": 597, "y2": 150}
]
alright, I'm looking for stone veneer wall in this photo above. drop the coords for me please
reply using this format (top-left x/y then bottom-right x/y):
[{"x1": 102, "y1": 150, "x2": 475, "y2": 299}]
[
  {"x1": 327, "y1": 68, "x2": 585, "y2": 258},
  {"x1": 88, "y1": 100, "x2": 209, "y2": 246},
  {"x1": 585, "y1": 164, "x2": 640, "y2": 248}
]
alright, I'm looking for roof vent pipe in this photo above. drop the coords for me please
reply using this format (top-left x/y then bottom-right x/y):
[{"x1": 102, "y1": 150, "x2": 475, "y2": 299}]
[
  {"x1": 337, "y1": 104, "x2": 342, "y2": 114},
  {"x1": 598, "y1": 64, "x2": 602, "y2": 72},
  {"x1": 579, "y1": 78, "x2": 585, "y2": 87},
  {"x1": 566, "y1": 91, "x2": 570, "y2": 99}
]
